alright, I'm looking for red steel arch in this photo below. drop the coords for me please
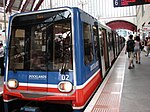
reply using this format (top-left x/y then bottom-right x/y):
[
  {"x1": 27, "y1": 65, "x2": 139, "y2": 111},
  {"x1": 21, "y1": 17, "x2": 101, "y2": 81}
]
[{"x1": 106, "y1": 20, "x2": 137, "y2": 32}]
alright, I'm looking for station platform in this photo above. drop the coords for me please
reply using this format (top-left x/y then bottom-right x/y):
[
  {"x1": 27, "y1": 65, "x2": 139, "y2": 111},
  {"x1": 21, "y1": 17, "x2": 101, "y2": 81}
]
[{"x1": 84, "y1": 48, "x2": 150, "y2": 112}]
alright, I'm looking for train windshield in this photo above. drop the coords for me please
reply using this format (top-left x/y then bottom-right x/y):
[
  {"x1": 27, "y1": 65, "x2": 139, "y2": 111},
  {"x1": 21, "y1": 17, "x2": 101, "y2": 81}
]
[{"x1": 8, "y1": 10, "x2": 73, "y2": 71}]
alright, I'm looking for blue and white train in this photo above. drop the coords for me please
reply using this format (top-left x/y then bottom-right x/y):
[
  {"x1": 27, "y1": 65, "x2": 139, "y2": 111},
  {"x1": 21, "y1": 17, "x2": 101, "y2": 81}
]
[{"x1": 3, "y1": 6, "x2": 125, "y2": 112}]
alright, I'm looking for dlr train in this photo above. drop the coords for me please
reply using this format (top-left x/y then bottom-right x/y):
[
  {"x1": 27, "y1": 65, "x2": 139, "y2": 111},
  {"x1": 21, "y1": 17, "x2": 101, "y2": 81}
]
[{"x1": 3, "y1": 7, "x2": 125, "y2": 112}]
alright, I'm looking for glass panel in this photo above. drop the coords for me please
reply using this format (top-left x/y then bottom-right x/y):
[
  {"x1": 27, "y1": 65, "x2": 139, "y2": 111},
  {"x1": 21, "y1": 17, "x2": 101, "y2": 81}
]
[
  {"x1": 83, "y1": 23, "x2": 93, "y2": 65},
  {"x1": 47, "y1": 22, "x2": 72, "y2": 70},
  {"x1": 29, "y1": 24, "x2": 47, "y2": 70},
  {"x1": 9, "y1": 10, "x2": 73, "y2": 71},
  {"x1": 93, "y1": 26, "x2": 99, "y2": 60},
  {"x1": 9, "y1": 29, "x2": 25, "y2": 70}
]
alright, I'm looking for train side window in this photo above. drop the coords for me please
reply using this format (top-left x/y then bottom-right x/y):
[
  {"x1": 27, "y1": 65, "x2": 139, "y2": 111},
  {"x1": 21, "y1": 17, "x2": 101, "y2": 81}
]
[{"x1": 83, "y1": 22, "x2": 94, "y2": 65}]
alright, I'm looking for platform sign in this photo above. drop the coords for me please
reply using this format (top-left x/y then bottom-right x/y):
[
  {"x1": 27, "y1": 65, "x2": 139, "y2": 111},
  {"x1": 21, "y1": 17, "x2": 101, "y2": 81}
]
[{"x1": 114, "y1": 0, "x2": 150, "y2": 7}]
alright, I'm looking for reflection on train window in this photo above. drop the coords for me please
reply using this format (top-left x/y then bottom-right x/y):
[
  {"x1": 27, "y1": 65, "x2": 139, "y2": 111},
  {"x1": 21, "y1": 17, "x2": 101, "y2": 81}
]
[
  {"x1": 83, "y1": 22, "x2": 94, "y2": 65},
  {"x1": 99, "y1": 29, "x2": 103, "y2": 56},
  {"x1": 51, "y1": 23, "x2": 73, "y2": 70},
  {"x1": 30, "y1": 25, "x2": 47, "y2": 70}
]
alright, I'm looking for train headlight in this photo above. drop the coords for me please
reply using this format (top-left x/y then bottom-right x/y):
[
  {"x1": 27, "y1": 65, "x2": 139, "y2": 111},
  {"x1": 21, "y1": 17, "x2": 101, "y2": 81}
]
[
  {"x1": 58, "y1": 81, "x2": 73, "y2": 92},
  {"x1": 7, "y1": 79, "x2": 19, "y2": 89}
]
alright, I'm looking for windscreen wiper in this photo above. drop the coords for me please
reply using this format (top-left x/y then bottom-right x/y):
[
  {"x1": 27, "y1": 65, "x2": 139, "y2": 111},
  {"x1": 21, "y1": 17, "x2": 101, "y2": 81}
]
[
  {"x1": 12, "y1": 65, "x2": 17, "y2": 73},
  {"x1": 61, "y1": 63, "x2": 67, "y2": 74}
]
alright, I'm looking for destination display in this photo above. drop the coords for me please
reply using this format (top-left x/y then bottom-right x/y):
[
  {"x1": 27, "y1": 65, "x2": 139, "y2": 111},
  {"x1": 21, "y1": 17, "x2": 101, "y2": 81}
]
[{"x1": 114, "y1": 0, "x2": 150, "y2": 7}]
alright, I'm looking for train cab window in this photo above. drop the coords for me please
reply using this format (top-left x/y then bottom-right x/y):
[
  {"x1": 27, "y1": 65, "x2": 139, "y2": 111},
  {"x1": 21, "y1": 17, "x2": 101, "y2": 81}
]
[
  {"x1": 83, "y1": 23, "x2": 94, "y2": 65},
  {"x1": 52, "y1": 23, "x2": 73, "y2": 70},
  {"x1": 9, "y1": 10, "x2": 73, "y2": 71},
  {"x1": 29, "y1": 26, "x2": 47, "y2": 70}
]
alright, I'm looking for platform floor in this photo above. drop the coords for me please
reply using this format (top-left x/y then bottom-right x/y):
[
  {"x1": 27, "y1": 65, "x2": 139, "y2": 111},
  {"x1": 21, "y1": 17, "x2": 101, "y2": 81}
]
[{"x1": 85, "y1": 48, "x2": 150, "y2": 112}]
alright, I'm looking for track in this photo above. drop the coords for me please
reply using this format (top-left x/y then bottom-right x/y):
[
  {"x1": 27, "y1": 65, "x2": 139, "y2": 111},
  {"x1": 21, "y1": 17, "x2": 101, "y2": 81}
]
[{"x1": 0, "y1": 98, "x2": 73, "y2": 112}]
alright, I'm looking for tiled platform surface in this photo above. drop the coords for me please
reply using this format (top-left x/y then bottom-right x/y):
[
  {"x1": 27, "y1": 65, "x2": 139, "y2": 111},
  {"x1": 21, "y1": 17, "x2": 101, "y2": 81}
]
[
  {"x1": 85, "y1": 48, "x2": 150, "y2": 112},
  {"x1": 120, "y1": 51, "x2": 150, "y2": 112}
]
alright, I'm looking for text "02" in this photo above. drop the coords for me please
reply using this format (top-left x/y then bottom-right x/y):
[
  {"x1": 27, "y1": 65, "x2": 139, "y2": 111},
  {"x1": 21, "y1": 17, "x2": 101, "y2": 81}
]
[{"x1": 61, "y1": 74, "x2": 70, "y2": 80}]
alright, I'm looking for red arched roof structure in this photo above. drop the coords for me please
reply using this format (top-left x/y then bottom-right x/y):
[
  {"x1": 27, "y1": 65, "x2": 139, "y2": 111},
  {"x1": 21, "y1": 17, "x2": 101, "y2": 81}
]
[{"x1": 106, "y1": 20, "x2": 137, "y2": 32}]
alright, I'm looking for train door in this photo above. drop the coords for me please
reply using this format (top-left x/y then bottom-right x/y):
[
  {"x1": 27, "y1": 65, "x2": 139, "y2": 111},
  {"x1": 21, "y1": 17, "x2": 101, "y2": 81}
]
[
  {"x1": 98, "y1": 31, "x2": 104, "y2": 78},
  {"x1": 99, "y1": 28, "x2": 110, "y2": 78},
  {"x1": 114, "y1": 33, "x2": 118, "y2": 58},
  {"x1": 107, "y1": 32, "x2": 111, "y2": 66},
  {"x1": 93, "y1": 23, "x2": 102, "y2": 78},
  {"x1": 108, "y1": 32, "x2": 115, "y2": 66},
  {"x1": 116, "y1": 34, "x2": 119, "y2": 56},
  {"x1": 112, "y1": 32, "x2": 116, "y2": 59},
  {"x1": 111, "y1": 31, "x2": 116, "y2": 60}
]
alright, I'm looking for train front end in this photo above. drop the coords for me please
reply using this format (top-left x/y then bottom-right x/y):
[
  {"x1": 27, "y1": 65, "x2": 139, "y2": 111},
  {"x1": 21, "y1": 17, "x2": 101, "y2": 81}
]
[
  {"x1": 3, "y1": 7, "x2": 102, "y2": 112},
  {"x1": 3, "y1": 7, "x2": 79, "y2": 110}
]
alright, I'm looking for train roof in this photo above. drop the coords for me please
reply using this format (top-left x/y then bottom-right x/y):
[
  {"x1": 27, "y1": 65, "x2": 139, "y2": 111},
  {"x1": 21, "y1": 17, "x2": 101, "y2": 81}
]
[
  {"x1": 10, "y1": 6, "x2": 97, "y2": 20},
  {"x1": 10, "y1": 6, "x2": 113, "y2": 32},
  {"x1": 98, "y1": 21, "x2": 112, "y2": 31}
]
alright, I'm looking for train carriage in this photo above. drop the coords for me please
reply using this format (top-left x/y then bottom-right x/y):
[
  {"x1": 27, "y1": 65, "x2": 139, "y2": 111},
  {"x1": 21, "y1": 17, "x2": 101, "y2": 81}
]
[{"x1": 3, "y1": 7, "x2": 124, "y2": 112}]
